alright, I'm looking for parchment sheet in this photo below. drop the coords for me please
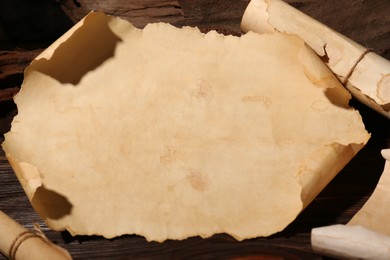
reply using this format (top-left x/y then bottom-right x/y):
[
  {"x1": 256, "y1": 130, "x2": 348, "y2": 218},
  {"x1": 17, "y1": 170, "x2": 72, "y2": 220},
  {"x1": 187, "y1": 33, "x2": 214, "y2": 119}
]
[{"x1": 2, "y1": 12, "x2": 369, "y2": 242}]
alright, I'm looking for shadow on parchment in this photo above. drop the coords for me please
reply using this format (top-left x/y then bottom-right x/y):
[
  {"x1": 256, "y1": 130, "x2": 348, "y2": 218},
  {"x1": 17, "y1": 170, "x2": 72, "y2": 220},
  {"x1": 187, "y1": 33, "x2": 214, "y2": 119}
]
[
  {"x1": 30, "y1": 12, "x2": 122, "y2": 85},
  {"x1": 32, "y1": 185, "x2": 72, "y2": 220},
  {"x1": 324, "y1": 85, "x2": 351, "y2": 109}
]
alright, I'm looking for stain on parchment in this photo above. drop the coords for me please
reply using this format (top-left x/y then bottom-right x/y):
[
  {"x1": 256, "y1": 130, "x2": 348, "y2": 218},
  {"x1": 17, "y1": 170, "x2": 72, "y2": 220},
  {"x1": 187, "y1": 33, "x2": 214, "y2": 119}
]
[
  {"x1": 167, "y1": 184, "x2": 175, "y2": 192},
  {"x1": 311, "y1": 100, "x2": 330, "y2": 112},
  {"x1": 241, "y1": 95, "x2": 271, "y2": 108},
  {"x1": 191, "y1": 78, "x2": 214, "y2": 101},
  {"x1": 160, "y1": 146, "x2": 177, "y2": 165},
  {"x1": 186, "y1": 169, "x2": 209, "y2": 192}
]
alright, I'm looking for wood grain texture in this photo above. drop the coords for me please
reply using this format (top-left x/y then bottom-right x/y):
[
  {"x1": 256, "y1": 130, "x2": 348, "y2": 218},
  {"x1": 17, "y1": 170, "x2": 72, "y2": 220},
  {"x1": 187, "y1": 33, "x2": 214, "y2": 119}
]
[{"x1": 0, "y1": 0, "x2": 389, "y2": 259}]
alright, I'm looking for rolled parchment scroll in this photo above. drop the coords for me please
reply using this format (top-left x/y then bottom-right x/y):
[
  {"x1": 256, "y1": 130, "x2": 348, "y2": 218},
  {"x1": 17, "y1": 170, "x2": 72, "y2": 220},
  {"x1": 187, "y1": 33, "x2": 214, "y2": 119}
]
[
  {"x1": 241, "y1": 0, "x2": 390, "y2": 118},
  {"x1": 0, "y1": 210, "x2": 71, "y2": 259},
  {"x1": 311, "y1": 224, "x2": 390, "y2": 260}
]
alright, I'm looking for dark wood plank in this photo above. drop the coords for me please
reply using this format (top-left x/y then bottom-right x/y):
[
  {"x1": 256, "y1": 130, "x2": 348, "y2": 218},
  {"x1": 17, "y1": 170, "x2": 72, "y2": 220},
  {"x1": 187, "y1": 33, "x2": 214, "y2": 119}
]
[{"x1": 0, "y1": 0, "x2": 389, "y2": 259}]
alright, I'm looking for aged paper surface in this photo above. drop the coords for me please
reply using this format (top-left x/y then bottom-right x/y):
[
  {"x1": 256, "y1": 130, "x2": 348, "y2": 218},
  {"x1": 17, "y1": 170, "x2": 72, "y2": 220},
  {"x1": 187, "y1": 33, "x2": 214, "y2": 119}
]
[
  {"x1": 241, "y1": 0, "x2": 390, "y2": 118},
  {"x1": 2, "y1": 12, "x2": 369, "y2": 241}
]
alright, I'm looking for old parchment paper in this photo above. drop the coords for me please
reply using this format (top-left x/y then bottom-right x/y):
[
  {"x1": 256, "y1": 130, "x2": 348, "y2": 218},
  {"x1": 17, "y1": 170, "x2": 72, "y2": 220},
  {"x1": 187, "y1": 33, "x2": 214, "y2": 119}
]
[{"x1": 2, "y1": 12, "x2": 369, "y2": 241}]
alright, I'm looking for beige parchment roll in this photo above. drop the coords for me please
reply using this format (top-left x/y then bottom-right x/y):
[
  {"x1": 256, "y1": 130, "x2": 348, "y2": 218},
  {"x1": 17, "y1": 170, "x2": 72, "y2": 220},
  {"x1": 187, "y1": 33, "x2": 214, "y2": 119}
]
[{"x1": 0, "y1": 210, "x2": 71, "y2": 260}]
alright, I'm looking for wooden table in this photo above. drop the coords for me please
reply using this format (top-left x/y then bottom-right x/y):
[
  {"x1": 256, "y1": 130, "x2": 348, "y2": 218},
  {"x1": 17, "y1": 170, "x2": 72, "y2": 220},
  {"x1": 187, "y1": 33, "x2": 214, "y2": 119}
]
[{"x1": 1, "y1": 0, "x2": 389, "y2": 259}]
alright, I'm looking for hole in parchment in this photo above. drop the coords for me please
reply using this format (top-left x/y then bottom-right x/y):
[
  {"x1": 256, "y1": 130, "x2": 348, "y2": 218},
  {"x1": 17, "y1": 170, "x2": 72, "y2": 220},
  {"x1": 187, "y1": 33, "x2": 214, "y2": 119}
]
[
  {"x1": 31, "y1": 12, "x2": 122, "y2": 85},
  {"x1": 32, "y1": 185, "x2": 72, "y2": 220}
]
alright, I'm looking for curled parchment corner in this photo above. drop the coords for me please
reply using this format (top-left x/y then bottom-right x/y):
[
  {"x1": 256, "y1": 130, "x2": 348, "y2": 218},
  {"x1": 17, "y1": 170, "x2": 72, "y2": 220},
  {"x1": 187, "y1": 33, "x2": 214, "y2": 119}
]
[
  {"x1": 26, "y1": 11, "x2": 123, "y2": 85},
  {"x1": 241, "y1": 0, "x2": 390, "y2": 118},
  {"x1": 297, "y1": 142, "x2": 365, "y2": 209},
  {"x1": 3, "y1": 12, "x2": 369, "y2": 241},
  {"x1": 311, "y1": 149, "x2": 390, "y2": 259}
]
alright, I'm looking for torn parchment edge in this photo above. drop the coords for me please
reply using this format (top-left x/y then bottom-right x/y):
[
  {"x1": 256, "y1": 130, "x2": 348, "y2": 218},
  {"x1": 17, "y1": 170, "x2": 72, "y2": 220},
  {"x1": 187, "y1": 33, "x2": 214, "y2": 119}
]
[{"x1": 241, "y1": 0, "x2": 390, "y2": 118}]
